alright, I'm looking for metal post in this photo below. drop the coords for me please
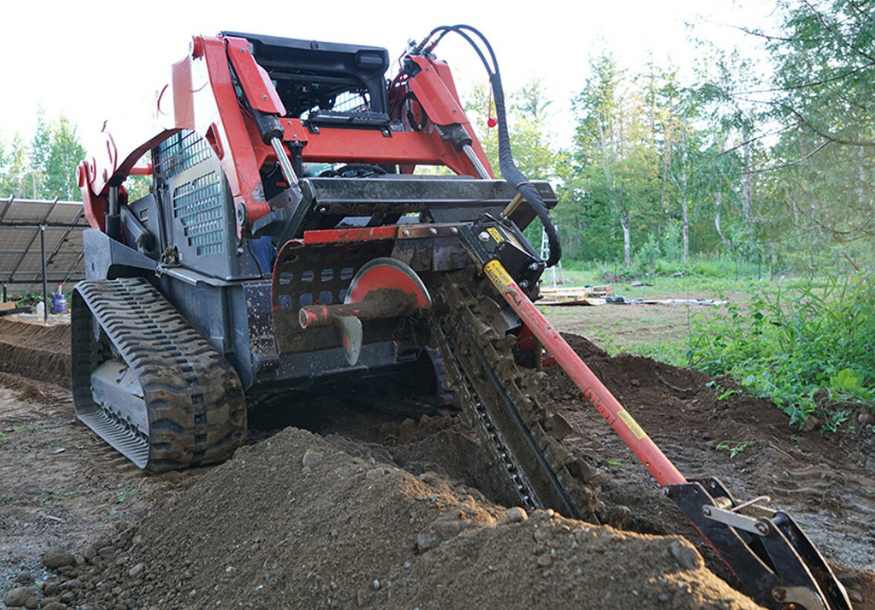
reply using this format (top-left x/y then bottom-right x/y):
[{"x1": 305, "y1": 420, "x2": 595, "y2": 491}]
[
  {"x1": 2, "y1": 283, "x2": 6, "y2": 303},
  {"x1": 40, "y1": 225, "x2": 48, "y2": 322}
]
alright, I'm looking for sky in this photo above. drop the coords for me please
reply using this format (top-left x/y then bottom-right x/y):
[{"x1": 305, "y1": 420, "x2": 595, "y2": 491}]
[{"x1": 2, "y1": 0, "x2": 776, "y2": 153}]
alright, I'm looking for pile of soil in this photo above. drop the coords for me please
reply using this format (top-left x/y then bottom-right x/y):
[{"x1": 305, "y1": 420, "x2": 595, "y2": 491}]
[
  {"x1": 0, "y1": 320, "x2": 70, "y2": 388},
  {"x1": 539, "y1": 334, "x2": 875, "y2": 604},
  {"x1": 3, "y1": 320, "x2": 872, "y2": 608},
  {"x1": 33, "y1": 427, "x2": 760, "y2": 610}
]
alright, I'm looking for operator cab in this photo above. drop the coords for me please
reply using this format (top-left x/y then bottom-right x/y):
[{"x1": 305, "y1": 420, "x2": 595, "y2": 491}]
[{"x1": 221, "y1": 31, "x2": 391, "y2": 129}]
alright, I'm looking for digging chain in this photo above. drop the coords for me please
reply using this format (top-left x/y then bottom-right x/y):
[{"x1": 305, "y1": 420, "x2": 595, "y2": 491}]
[{"x1": 432, "y1": 271, "x2": 602, "y2": 520}]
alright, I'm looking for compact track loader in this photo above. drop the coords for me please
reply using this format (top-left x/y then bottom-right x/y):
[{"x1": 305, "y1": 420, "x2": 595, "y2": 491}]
[{"x1": 72, "y1": 25, "x2": 851, "y2": 610}]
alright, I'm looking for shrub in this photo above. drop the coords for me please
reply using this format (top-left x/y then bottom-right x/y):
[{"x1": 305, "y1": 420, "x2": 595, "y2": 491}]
[{"x1": 689, "y1": 273, "x2": 875, "y2": 427}]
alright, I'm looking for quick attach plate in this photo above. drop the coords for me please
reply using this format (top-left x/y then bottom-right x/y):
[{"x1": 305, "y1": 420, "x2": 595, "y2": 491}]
[
  {"x1": 458, "y1": 219, "x2": 544, "y2": 291},
  {"x1": 666, "y1": 477, "x2": 851, "y2": 610}
]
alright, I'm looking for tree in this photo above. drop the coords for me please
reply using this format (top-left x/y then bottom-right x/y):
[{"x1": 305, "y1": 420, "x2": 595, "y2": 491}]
[
  {"x1": 44, "y1": 117, "x2": 85, "y2": 200},
  {"x1": 0, "y1": 135, "x2": 29, "y2": 198},
  {"x1": 30, "y1": 110, "x2": 52, "y2": 197}
]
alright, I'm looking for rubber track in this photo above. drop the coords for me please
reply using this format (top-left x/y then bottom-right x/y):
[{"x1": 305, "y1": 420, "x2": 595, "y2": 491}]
[
  {"x1": 71, "y1": 278, "x2": 247, "y2": 472},
  {"x1": 432, "y1": 272, "x2": 602, "y2": 521}
]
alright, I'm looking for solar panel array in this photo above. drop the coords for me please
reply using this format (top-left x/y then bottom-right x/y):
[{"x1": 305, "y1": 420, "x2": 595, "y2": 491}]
[{"x1": 0, "y1": 197, "x2": 88, "y2": 288}]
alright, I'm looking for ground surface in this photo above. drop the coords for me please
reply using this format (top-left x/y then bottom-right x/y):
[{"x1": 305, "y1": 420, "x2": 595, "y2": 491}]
[{"x1": 0, "y1": 311, "x2": 873, "y2": 609}]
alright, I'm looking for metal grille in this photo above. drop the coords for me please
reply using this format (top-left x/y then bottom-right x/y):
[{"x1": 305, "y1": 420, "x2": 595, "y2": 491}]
[
  {"x1": 331, "y1": 90, "x2": 370, "y2": 113},
  {"x1": 155, "y1": 130, "x2": 212, "y2": 180},
  {"x1": 172, "y1": 172, "x2": 226, "y2": 257}
]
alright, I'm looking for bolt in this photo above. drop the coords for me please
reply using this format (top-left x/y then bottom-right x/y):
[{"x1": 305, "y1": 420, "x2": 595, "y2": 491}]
[
  {"x1": 702, "y1": 506, "x2": 712, "y2": 517},
  {"x1": 528, "y1": 262, "x2": 540, "y2": 271},
  {"x1": 772, "y1": 587, "x2": 786, "y2": 602},
  {"x1": 450, "y1": 227, "x2": 459, "y2": 234},
  {"x1": 519, "y1": 280, "x2": 529, "y2": 289},
  {"x1": 428, "y1": 227, "x2": 438, "y2": 235},
  {"x1": 756, "y1": 521, "x2": 770, "y2": 535},
  {"x1": 478, "y1": 231, "x2": 491, "y2": 242}
]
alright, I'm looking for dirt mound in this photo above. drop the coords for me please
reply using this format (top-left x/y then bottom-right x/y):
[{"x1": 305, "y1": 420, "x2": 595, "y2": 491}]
[
  {"x1": 40, "y1": 427, "x2": 760, "y2": 610},
  {"x1": 0, "y1": 319, "x2": 70, "y2": 388},
  {"x1": 545, "y1": 333, "x2": 875, "y2": 601}
]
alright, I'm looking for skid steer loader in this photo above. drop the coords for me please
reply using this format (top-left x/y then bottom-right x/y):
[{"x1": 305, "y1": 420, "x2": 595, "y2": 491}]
[{"x1": 72, "y1": 26, "x2": 851, "y2": 610}]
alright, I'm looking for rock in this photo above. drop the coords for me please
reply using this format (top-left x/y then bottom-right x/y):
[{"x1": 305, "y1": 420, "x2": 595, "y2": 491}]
[
  {"x1": 42, "y1": 547, "x2": 76, "y2": 569},
  {"x1": 505, "y1": 507, "x2": 528, "y2": 524},
  {"x1": 128, "y1": 563, "x2": 145, "y2": 578},
  {"x1": 669, "y1": 540, "x2": 701, "y2": 570},
  {"x1": 849, "y1": 590, "x2": 864, "y2": 603},
  {"x1": 858, "y1": 412, "x2": 874, "y2": 427},
  {"x1": 397, "y1": 418, "x2": 417, "y2": 444},
  {"x1": 98, "y1": 546, "x2": 116, "y2": 560},
  {"x1": 302, "y1": 449, "x2": 324, "y2": 467},
  {"x1": 530, "y1": 509, "x2": 555, "y2": 522},
  {"x1": 371, "y1": 578, "x2": 381, "y2": 591},
  {"x1": 43, "y1": 602, "x2": 67, "y2": 610},
  {"x1": 24, "y1": 592, "x2": 40, "y2": 609},
  {"x1": 15, "y1": 572, "x2": 34, "y2": 585},
  {"x1": 4, "y1": 586, "x2": 36, "y2": 607},
  {"x1": 603, "y1": 504, "x2": 633, "y2": 528},
  {"x1": 61, "y1": 579, "x2": 82, "y2": 590},
  {"x1": 414, "y1": 532, "x2": 439, "y2": 553},
  {"x1": 537, "y1": 554, "x2": 552, "y2": 567},
  {"x1": 801, "y1": 416, "x2": 820, "y2": 433}
]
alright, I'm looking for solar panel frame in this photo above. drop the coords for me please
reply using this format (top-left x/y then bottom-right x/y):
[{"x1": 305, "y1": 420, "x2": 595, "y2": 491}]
[{"x1": 0, "y1": 197, "x2": 89, "y2": 287}]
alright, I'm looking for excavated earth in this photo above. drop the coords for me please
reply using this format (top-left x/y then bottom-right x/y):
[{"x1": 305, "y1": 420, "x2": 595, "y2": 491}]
[{"x1": 0, "y1": 317, "x2": 873, "y2": 609}]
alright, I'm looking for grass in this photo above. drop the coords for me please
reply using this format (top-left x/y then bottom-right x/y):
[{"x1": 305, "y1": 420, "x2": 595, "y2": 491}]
[
  {"x1": 688, "y1": 273, "x2": 874, "y2": 427},
  {"x1": 543, "y1": 258, "x2": 874, "y2": 430},
  {"x1": 543, "y1": 258, "x2": 761, "y2": 366}
]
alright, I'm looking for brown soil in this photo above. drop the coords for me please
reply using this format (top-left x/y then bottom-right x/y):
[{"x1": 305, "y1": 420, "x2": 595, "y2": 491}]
[
  {"x1": 0, "y1": 372, "x2": 202, "y2": 605},
  {"x1": 2, "y1": 320, "x2": 873, "y2": 609},
  {"x1": 0, "y1": 320, "x2": 70, "y2": 388},
  {"x1": 542, "y1": 334, "x2": 875, "y2": 606},
  {"x1": 38, "y1": 427, "x2": 761, "y2": 610}
]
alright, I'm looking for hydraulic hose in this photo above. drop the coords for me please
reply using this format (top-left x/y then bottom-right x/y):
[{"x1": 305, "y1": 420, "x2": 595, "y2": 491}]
[{"x1": 416, "y1": 25, "x2": 562, "y2": 267}]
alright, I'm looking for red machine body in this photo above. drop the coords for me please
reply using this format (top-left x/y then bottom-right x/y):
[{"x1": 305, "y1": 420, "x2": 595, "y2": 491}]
[{"x1": 77, "y1": 35, "x2": 492, "y2": 234}]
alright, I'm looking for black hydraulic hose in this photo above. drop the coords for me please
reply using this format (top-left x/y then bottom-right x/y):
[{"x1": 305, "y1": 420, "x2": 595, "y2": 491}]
[{"x1": 415, "y1": 25, "x2": 561, "y2": 267}]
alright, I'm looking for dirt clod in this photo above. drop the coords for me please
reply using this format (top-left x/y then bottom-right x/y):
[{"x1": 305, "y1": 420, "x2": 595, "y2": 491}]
[
  {"x1": 41, "y1": 548, "x2": 75, "y2": 569},
  {"x1": 3, "y1": 585, "x2": 39, "y2": 608},
  {"x1": 504, "y1": 506, "x2": 528, "y2": 523}
]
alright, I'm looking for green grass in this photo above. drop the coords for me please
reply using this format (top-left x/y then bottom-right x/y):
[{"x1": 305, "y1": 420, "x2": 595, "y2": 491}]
[
  {"x1": 688, "y1": 273, "x2": 874, "y2": 427},
  {"x1": 544, "y1": 260, "x2": 874, "y2": 431}
]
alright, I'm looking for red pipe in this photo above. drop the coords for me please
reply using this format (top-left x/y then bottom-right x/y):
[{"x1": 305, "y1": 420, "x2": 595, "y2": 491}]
[{"x1": 482, "y1": 260, "x2": 687, "y2": 487}]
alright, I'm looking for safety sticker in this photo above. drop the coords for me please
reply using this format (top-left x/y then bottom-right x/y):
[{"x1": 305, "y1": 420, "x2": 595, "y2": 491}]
[
  {"x1": 617, "y1": 409, "x2": 648, "y2": 440},
  {"x1": 486, "y1": 227, "x2": 505, "y2": 243},
  {"x1": 484, "y1": 260, "x2": 514, "y2": 290}
]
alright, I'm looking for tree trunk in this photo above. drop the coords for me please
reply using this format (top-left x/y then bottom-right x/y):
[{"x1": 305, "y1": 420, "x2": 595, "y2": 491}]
[
  {"x1": 714, "y1": 190, "x2": 731, "y2": 249},
  {"x1": 681, "y1": 197, "x2": 690, "y2": 265},
  {"x1": 742, "y1": 142, "x2": 753, "y2": 224},
  {"x1": 621, "y1": 211, "x2": 631, "y2": 267}
]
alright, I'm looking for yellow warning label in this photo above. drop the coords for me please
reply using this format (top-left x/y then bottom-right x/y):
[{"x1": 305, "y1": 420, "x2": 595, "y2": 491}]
[
  {"x1": 617, "y1": 409, "x2": 648, "y2": 440},
  {"x1": 484, "y1": 260, "x2": 514, "y2": 290},
  {"x1": 486, "y1": 227, "x2": 505, "y2": 243}
]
